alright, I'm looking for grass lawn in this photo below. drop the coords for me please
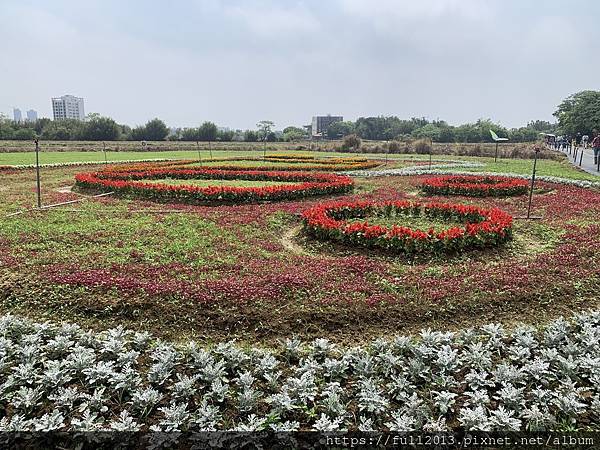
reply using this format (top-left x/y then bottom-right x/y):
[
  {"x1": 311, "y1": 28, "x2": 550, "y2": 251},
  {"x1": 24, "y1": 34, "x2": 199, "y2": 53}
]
[{"x1": 348, "y1": 213, "x2": 465, "y2": 230}]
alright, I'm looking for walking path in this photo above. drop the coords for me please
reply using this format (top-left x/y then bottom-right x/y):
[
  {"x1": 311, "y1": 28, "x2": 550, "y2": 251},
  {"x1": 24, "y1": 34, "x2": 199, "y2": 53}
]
[{"x1": 560, "y1": 146, "x2": 600, "y2": 176}]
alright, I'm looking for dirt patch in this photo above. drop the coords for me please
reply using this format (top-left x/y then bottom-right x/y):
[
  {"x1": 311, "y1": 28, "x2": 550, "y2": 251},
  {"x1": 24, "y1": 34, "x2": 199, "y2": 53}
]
[
  {"x1": 281, "y1": 225, "x2": 309, "y2": 255},
  {"x1": 56, "y1": 185, "x2": 75, "y2": 194}
]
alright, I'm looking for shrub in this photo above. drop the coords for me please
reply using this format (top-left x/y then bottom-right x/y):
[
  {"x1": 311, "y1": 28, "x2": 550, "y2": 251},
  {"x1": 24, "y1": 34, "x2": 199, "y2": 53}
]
[
  {"x1": 341, "y1": 134, "x2": 362, "y2": 152},
  {"x1": 413, "y1": 139, "x2": 432, "y2": 154},
  {"x1": 387, "y1": 141, "x2": 402, "y2": 153}
]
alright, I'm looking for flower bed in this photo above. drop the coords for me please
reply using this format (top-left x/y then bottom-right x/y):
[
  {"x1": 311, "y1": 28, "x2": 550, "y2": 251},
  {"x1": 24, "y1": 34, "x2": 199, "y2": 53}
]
[
  {"x1": 75, "y1": 168, "x2": 354, "y2": 204},
  {"x1": 421, "y1": 175, "x2": 529, "y2": 197},
  {"x1": 104, "y1": 157, "x2": 380, "y2": 173},
  {"x1": 302, "y1": 200, "x2": 513, "y2": 254},
  {"x1": 264, "y1": 153, "x2": 315, "y2": 160},
  {"x1": 0, "y1": 158, "x2": 179, "y2": 172},
  {"x1": 2, "y1": 312, "x2": 600, "y2": 434}
]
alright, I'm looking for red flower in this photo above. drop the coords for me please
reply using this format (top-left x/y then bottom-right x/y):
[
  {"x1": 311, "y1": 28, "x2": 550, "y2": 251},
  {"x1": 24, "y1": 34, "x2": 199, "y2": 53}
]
[
  {"x1": 302, "y1": 199, "x2": 513, "y2": 254},
  {"x1": 75, "y1": 168, "x2": 354, "y2": 204},
  {"x1": 421, "y1": 175, "x2": 529, "y2": 197}
]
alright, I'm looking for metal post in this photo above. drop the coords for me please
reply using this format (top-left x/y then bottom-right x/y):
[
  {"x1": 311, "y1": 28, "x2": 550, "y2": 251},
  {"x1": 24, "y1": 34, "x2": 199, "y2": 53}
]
[
  {"x1": 263, "y1": 139, "x2": 267, "y2": 159},
  {"x1": 579, "y1": 148, "x2": 584, "y2": 166},
  {"x1": 34, "y1": 139, "x2": 41, "y2": 208},
  {"x1": 429, "y1": 138, "x2": 433, "y2": 169},
  {"x1": 196, "y1": 141, "x2": 202, "y2": 165},
  {"x1": 209, "y1": 140, "x2": 213, "y2": 160},
  {"x1": 494, "y1": 142, "x2": 498, "y2": 163},
  {"x1": 103, "y1": 142, "x2": 107, "y2": 164},
  {"x1": 527, "y1": 148, "x2": 539, "y2": 219}
]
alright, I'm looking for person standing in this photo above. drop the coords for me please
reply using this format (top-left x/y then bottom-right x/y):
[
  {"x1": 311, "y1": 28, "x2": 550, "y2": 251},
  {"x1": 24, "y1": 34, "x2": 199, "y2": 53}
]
[
  {"x1": 592, "y1": 130, "x2": 600, "y2": 166},
  {"x1": 582, "y1": 134, "x2": 589, "y2": 149}
]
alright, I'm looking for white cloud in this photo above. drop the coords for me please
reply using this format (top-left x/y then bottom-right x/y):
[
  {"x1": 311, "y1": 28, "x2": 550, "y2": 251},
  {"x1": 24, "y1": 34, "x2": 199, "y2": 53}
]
[{"x1": 224, "y1": 2, "x2": 320, "y2": 39}]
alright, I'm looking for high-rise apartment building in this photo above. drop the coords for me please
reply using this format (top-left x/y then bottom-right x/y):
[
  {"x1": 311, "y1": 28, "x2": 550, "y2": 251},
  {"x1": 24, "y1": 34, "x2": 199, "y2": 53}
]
[
  {"x1": 311, "y1": 115, "x2": 343, "y2": 138},
  {"x1": 52, "y1": 95, "x2": 85, "y2": 120},
  {"x1": 26, "y1": 110, "x2": 38, "y2": 122},
  {"x1": 13, "y1": 108, "x2": 22, "y2": 122}
]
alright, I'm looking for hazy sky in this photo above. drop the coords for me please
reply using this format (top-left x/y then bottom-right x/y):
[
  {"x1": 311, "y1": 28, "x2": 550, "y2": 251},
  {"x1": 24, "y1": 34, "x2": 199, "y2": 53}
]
[{"x1": 2, "y1": 0, "x2": 599, "y2": 130}]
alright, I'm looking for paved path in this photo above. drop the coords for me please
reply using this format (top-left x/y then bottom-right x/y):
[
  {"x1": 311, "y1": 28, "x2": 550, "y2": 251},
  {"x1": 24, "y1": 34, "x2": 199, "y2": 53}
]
[{"x1": 560, "y1": 146, "x2": 600, "y2": 176}]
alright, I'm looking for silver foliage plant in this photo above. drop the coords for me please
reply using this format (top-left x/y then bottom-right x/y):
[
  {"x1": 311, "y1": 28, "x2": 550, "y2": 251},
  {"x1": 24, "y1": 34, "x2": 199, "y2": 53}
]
[{"x1": 1, "y1": 311, "x2": 600, "y2": 431}]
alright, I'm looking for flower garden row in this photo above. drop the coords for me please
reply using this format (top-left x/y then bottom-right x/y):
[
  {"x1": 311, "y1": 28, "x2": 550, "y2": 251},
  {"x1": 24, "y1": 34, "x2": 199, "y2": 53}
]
[
  {"x1": 302, "y1": 200, "x2": 514, "y2": 254},
  {"x1": 1, "y1": 311, "x2": 600, "y2": 435},
  {"x1": 421, "y1": 175, "x2": 529, "y2": 197},
  {"x1": 0, "y1": 154, "x2": 380, "y2": 174},
  {"x1": 75, "y1": 168, "x2": 354, "y2": 204},
  {"x1": 107, "y1": 156, "x2": 382, "y2": 173}
]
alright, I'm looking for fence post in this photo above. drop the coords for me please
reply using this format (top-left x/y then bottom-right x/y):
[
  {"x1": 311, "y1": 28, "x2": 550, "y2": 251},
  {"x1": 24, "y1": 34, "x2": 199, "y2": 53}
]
[
  {"x1": 34, "y1": 139, "x2": 42, "y2": 208},
  {"x1": 527, "y1": 147, "x2": 540, "y2": 219}
]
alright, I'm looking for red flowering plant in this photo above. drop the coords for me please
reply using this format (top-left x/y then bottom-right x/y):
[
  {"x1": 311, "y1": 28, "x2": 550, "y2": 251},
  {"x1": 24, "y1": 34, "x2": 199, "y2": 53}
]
[
  {"x1": 74, "y1": 167, "x2": 354, "y2": 204},
  {"x1": 421, "y1": 175, "x2": 529, "y2": 197},
  {"x1": 302, "y1": 199, "x2": 513, "y2": 254},
  {"x1": 103, "y1": 157, "x2": 380, "y2": 173}
]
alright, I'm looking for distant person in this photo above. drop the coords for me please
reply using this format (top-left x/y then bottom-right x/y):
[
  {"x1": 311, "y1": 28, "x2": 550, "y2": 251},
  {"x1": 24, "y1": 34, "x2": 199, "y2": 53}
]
[
  {"x1": 592, "y1": 130, "x2": 600, "y2": 165},
  {"x1": 582, "y1": 134, "x2": 589, "y2": 148}
]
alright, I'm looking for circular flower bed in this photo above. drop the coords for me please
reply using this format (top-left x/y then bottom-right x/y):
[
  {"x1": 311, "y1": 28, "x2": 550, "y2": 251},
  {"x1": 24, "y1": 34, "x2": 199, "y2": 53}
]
[
  {"x1": 105, "y1": 157, "x2": 380, "y2": 173},
  {"x1": 75, "y1": 168, "x2": 354, "y2": 204},
  {"x1": 302, "y1": 200, "x2": 513, "y2": 254},
  {"x1": 421, "y1": 175, "x2": 529, "y2": 197}
]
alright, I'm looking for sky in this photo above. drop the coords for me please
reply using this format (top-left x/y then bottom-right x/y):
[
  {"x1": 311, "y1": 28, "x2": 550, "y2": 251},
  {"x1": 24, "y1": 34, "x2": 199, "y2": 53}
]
[{"x1": 1, "y1": 0, "x2": 599, "y2": 130}]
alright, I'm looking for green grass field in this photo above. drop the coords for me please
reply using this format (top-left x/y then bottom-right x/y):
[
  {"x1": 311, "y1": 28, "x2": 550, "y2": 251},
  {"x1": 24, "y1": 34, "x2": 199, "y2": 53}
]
[{"x1": 1, "y1": 149, "x2": 595, "y2": 181}]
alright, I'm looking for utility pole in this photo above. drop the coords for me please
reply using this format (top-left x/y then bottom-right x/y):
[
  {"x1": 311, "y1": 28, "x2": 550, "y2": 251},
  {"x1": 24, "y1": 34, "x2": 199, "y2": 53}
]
[{"x1": 34, "y1": 139, "x2": 41, "y2": 208}]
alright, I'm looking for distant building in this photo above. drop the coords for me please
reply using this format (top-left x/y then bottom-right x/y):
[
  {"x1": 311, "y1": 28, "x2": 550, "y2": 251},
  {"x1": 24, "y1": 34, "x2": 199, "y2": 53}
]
[
  {"x1": 52, "y1": 95, "x2": 85, "y2": 120},
  {"x1": 26, "y1": 109, "x2": 38, "y2": 122},
  {"x1": 311, "y1": 115, "x2": 343, "y2": 138},
  {"x1": 13, "y1": 108, "x2": 22, "y2": 122}
]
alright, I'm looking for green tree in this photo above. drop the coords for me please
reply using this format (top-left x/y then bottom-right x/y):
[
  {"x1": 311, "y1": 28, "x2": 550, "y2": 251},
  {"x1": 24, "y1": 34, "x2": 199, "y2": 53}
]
[
  {"x1": 41, "y1": 120, "x2": 83, "y2": 140},
  {"x1": 181, "y1": 128, "x2": 200, "y2": 141},
  {"x1": 81, "y1": 115, "x2": 120, "y2": 140},
  {"x1": 554, "y1": 90, "x2": 600, "y2": 135},
  {"x1": 0, "y1": 115, "x2": 14, "y2": 139},
  {"x1": 326, "y1": 121, "x2": 354, "y2": 139},
  {"x1": 257, "y1": 120, "x2": 275, "y2": 141},
  {"x1": 13, "y1": 128, "x2": 36, "y2": 140},
  {"x1": 143, "y1": 118, "x2": 169, "y2": 140},
  {"x1": 282, "y1": 126, "x2": 306, "y2": 141},
  {"x1": 411, "y1": 123, "x2": 442, "y2": 141},
  {"x1": 218, "y1": 130, "x2": 234, "y2": 141},
  {"x1": 526, "y1": 120, "x2": 557, "y2": 133},
  {"x1": 198, "y1": 121, "x2": 218, "y2": 141},
  {"x1": 341, "y1": 134, "x2": 362, "y2": 152},
  {"x1": 244, "y1": 130, "x2": 258, "y2": 142},
  {"x1": 130, "y1": 126, "x2": 146, "y2": 141},
  {"x1": 509, "y1": 127, "x2": 538, "y2": 142}
]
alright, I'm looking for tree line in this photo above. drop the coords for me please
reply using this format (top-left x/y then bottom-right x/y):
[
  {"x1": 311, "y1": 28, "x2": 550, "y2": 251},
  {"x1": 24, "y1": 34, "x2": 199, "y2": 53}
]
[
  {"x1": 0, "y1": 114, "x2": 283, "y2": 143},
  {"x1": 4, "y1": 89, "x2": 598, "y2": 143},
  {"x1": 326, "y1": 118, "x2": 556, "y2": 143}
]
